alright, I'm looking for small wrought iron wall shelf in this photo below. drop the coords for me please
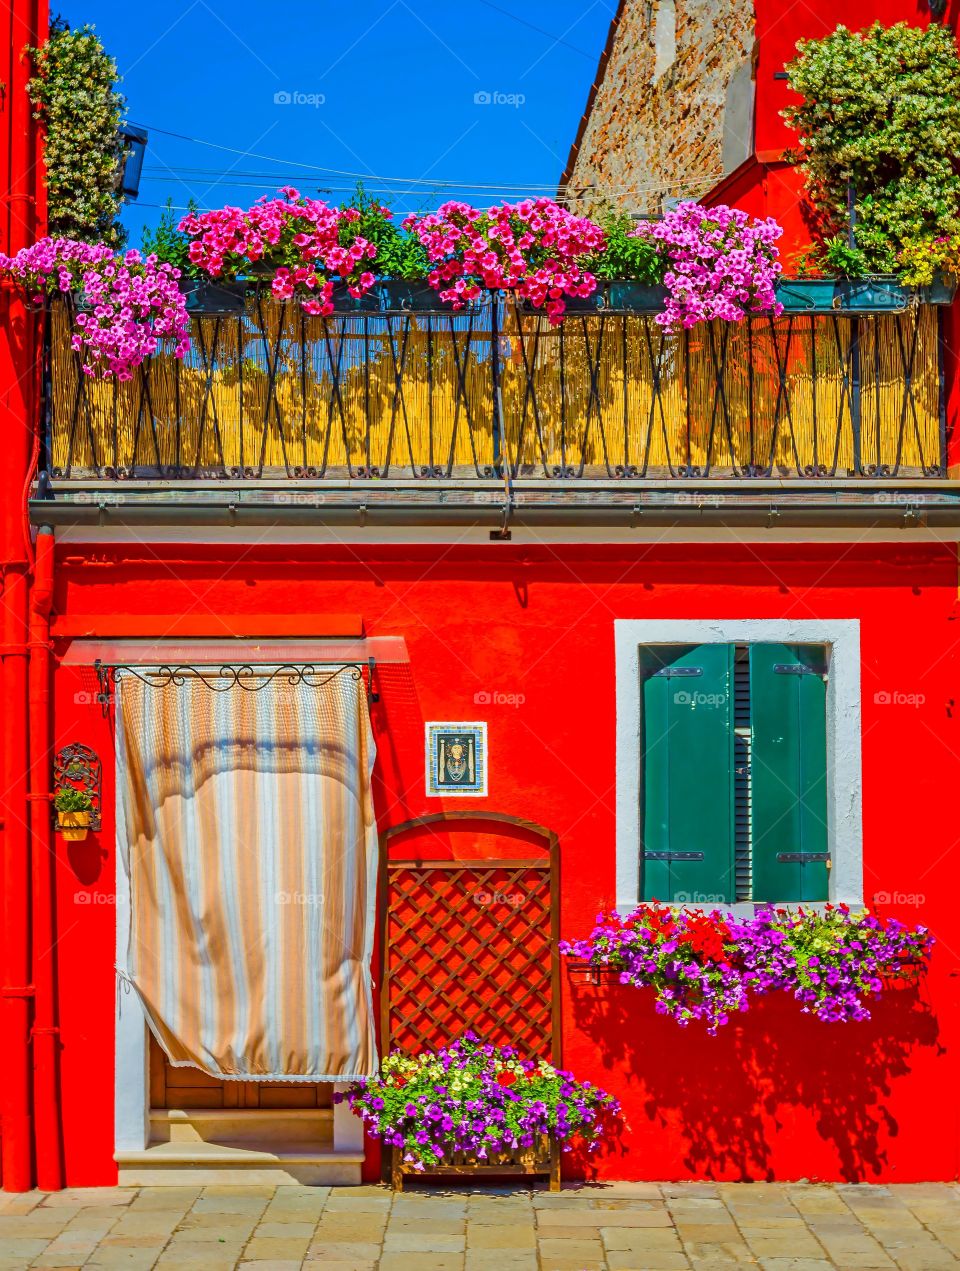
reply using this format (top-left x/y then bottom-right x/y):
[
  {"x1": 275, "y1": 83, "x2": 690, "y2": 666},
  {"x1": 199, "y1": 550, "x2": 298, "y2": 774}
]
[
  {"x1": 93, "y1": 659, "x2": 379, "y2": 714},
  {"x1": 53, "y1": 743, "x2": 102, "y2": 831}
]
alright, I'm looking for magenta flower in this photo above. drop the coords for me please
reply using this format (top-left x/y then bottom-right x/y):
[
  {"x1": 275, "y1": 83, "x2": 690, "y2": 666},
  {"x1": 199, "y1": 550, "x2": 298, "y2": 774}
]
[
  {"x1": 633, "y1": 202, "x2": 784, "y2": 330},
  {"x1": 404, "y1": 198, "x2": 605, "y2": 323},
  {"x1": 0, "y1": 237, "x2": 190, "y2": 379}
]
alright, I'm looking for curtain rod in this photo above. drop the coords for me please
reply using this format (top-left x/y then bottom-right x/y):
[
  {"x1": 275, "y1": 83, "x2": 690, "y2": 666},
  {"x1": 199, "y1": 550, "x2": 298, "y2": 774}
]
[{"x1": 94, "y1": 659, "x2": 378, "y2": 713}]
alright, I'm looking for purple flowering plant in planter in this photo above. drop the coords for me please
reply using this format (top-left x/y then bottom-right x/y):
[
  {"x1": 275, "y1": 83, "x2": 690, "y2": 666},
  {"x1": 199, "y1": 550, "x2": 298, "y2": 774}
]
[
  {"x1": 632, "y1": 201, "x2": 784, "y2": 329},
  {"x1": 335, "y1": 1034, "x2": 620, "y2": 1171},
  {"x1": 561, "y1": 903, "x2": 932, "y2": 1035},
  {"x1": 0, "y1": 236, "x2": 190, "y2": 380}
]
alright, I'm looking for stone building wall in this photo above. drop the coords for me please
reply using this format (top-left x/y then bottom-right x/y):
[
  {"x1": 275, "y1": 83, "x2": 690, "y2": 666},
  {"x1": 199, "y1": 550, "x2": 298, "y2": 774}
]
[{"x1": 563, "y1": 0, "x2": 757, "y2": 215}]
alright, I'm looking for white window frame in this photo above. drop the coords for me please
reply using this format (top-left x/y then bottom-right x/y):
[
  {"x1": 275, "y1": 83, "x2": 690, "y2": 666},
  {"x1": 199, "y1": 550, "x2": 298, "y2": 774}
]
[{"x1": 614, "y1": 619, "x2": 862, "y2": 914}]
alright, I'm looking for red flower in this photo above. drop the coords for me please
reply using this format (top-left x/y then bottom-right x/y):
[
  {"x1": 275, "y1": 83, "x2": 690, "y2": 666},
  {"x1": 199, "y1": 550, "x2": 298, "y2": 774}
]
[
  {"x1": 496, "y1": 1070, "x2": 518, "y2": 1087},
  {"x1": 393, "y1": 1076, "x2": 406, "y2": 1089}
]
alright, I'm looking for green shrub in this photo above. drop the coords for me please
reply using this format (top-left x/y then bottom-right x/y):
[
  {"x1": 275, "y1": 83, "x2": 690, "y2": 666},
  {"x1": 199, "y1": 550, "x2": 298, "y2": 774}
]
[
  {"x1": 54, "y1": 786, "x2": 93, "y2": 813},
  {"x1": 784, "y1": 22, "x2": 960, "y2": 282},
  {"x1": 27, "y1": 20, "x2": 126, "y2": 246}
]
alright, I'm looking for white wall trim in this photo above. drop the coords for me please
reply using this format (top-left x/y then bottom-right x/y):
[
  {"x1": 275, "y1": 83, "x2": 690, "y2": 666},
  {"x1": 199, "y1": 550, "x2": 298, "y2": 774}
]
[
  {"x1": 114, "y1": 800, "x2": 149, "y2": 1152},
  {"x1": 614, "y1": 618, "x2": 862, "y2": 912}
]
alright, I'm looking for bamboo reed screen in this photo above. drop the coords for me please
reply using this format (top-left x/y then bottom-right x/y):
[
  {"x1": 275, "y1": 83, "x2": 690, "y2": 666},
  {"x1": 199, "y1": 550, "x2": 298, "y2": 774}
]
[{"x1": 48, "y1": 296, "x2": 944, "y2": 479}]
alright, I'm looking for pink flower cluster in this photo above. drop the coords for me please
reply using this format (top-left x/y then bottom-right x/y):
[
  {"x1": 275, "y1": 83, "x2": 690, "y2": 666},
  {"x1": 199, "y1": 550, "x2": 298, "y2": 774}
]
[
  {"x1": 179, "y1": 187, "x2": 377, "y2": 315},
  {"x1": 403, "y1": 198, "x2": 605, "y2": 323},
  {"x1": 633, "y1": 202, "x2": 783, "y2": 329},
  {"x1": 0, "y1": 237, "x2": 190, "y2": 380}
]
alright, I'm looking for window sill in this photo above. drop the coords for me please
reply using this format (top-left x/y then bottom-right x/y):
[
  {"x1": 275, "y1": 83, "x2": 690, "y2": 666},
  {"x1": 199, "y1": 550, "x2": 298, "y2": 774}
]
[{"x1": 618, "y1": 901, "x2": 866, "y2": 918}]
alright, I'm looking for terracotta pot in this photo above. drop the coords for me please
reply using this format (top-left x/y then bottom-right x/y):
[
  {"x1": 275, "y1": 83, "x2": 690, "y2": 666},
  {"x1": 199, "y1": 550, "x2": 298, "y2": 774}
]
[{"x1": 58, "y1": 810, "x2": 91, "y2": 841}]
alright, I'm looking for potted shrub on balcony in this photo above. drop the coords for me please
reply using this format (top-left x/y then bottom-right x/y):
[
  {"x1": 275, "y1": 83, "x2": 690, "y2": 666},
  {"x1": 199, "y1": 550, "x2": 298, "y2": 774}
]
[
  {"x1": 54, "y1": 787, "x2": 94, "y2": 841},
  {"x1": 777, "y1": 240, "x2": 910, "y2": 314},
  {"x1": 337, "y1": 1034, "x2": 619, "y2": 1190},
  {"x1": 783, "y1": 22, "x2": 960, "y2": 307},
  {"x1": 589, "y1": 209, "x2": 667, "y2": 313}
]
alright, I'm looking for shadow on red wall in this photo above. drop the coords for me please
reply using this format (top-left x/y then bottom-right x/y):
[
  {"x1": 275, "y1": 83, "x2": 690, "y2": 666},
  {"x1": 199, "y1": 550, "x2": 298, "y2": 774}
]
[{"x1": 568, "y1": 982, "x2": 940, "y2": 1181}]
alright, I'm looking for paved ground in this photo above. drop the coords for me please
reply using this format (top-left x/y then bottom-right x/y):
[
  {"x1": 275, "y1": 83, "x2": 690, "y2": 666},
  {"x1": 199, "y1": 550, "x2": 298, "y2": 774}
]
[{"x1": 1, "y1": 1182, "x2": 959, "y2": 1270}]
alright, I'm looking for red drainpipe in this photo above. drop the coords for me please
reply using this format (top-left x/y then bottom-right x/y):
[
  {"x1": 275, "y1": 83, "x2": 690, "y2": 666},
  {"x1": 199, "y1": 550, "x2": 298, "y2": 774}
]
[
  {"x1": 29, "y1": 526, "x2": 62, "y2": 1190},
  {"x1": 1, "y1": 0, "x2": 47, "y2": 1191}
]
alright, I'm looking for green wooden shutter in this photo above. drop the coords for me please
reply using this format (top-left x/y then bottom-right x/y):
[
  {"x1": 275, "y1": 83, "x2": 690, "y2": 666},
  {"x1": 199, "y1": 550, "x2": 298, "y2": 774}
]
[
  {"x1": 749, "y1": 643, "x2": 829, "y2": 902},
  {"x1": 641, "y1": 644, "x2": 735, "y2": 904}
]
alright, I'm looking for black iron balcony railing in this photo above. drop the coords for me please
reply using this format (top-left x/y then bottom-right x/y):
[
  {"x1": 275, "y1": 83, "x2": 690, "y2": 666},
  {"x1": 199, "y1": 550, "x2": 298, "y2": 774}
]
[{"x1": 45, "y1": 294, "x2": 946, "y2": 482}]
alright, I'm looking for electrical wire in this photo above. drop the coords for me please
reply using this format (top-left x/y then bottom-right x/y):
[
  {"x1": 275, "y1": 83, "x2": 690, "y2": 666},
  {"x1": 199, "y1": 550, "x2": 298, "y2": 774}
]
[{"x1": 474, "y1": 0, "x2": 598, "y2": 59}]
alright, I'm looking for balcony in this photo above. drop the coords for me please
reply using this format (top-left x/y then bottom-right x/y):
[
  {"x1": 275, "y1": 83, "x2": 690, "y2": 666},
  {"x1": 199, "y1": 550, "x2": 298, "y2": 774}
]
[{"x1": 36, "y1": 294, "x2": 960, "y2": 532}]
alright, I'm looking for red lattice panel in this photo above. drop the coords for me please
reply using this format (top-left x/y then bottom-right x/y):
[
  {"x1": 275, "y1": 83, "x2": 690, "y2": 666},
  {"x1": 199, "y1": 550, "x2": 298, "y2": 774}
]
[{"x1": 385, "y1": 862, "x2": 555, "y2": 1061}]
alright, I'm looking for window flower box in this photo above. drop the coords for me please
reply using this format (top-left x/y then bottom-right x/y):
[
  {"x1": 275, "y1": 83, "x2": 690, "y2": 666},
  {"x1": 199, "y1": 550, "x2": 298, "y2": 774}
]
[
  {"x1": 562, "y1": 903, "x2": 933, "y2": 1032},
  {"x1": 564, "y1": 957, "x2": 626, "y2": 986}
]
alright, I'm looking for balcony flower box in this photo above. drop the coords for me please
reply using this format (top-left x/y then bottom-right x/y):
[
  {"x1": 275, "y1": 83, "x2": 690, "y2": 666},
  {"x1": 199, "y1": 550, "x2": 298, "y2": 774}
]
[
  {"x1": 329, "y1": 280, "x2": 381, "y2": 314},
  {"x1": 180, "y1": 278, "x2": 247, "y2": 315},
  {"x1": 377, "y1": 280, "x2": 462, "y2": 314},
  {"x1": 604, "y1": 282, "x2": 669, "y2": 313},
  {"x1": 776, "y1": 277, "x2": 911, "y2": 314},
  {"x1": 921, "y1": 274, "x2": 957, "y2": 306}
]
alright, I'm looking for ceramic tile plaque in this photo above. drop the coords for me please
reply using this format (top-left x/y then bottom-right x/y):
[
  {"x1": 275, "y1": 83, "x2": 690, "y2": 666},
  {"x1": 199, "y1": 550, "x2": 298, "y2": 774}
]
[{"x1": 425, "y1": 722, "x2": 487, "y2": 797}]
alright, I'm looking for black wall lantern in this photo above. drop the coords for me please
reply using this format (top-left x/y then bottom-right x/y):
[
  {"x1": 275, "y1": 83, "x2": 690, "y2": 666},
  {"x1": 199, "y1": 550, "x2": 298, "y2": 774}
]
[{"x1": 117, "y1": 124, "x2": 148, "y2": 199}]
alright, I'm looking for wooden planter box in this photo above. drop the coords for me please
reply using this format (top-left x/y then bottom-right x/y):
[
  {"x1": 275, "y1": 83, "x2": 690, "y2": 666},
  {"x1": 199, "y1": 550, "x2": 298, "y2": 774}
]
[{"x1": 390, "y1": 1136, "x2": 560, "y2": 1191}]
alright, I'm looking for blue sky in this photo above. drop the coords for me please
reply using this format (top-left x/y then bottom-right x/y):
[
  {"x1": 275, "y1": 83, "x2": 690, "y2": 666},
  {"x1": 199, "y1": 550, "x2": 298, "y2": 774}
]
[{"x1": 59, "y1": 0, "x2": 615, "y2": 248}]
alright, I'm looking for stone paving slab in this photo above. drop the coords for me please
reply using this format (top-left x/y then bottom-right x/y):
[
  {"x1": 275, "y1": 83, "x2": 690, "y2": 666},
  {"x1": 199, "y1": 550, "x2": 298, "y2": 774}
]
[{"x1": 0, "y1": 1183, "x2": 958, "y2": 1268}]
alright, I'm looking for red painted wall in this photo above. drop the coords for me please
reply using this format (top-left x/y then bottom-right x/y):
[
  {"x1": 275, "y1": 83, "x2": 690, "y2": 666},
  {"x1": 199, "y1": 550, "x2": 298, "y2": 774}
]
[{"x1": 48, "y1": 540, "x2": 960, "y2": 1184}]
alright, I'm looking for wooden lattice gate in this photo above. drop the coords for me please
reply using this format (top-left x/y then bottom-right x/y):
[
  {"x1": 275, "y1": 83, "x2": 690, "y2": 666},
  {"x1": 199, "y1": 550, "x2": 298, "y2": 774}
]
[{"x1": 379, "y1": 813, "x2": 561, "y2": 1187}]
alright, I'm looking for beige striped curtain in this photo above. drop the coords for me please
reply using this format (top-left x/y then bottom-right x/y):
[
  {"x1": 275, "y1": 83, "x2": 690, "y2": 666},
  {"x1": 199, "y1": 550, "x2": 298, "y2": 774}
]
[{"x1": 115, "y1": 669, "x2": 379, "y2": 1080}]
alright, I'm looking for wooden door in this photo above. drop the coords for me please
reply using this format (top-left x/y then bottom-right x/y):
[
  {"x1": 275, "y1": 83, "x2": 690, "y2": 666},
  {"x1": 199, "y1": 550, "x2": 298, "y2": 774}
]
[{"x1": 149, "y1": 1035, "x2": 332, "y2": 1109}]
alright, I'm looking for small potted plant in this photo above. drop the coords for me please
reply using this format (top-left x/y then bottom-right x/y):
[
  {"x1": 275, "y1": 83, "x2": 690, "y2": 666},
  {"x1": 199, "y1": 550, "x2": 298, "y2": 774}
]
[{"x1": 54, "y1": 787, "x2": 94, "y2": 840}]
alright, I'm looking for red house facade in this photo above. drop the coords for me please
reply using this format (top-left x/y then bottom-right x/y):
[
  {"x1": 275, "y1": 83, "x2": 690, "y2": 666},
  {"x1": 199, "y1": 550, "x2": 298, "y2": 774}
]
[{"x1": 4, "y1": 0, "x2": 960, "y2": 1192}]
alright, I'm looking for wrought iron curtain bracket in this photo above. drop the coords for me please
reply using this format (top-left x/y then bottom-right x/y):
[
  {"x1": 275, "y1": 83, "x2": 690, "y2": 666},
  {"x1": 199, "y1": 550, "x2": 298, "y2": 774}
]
[{"x1": 93, "y1": 659, "x2": 377, "y2": 715}]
